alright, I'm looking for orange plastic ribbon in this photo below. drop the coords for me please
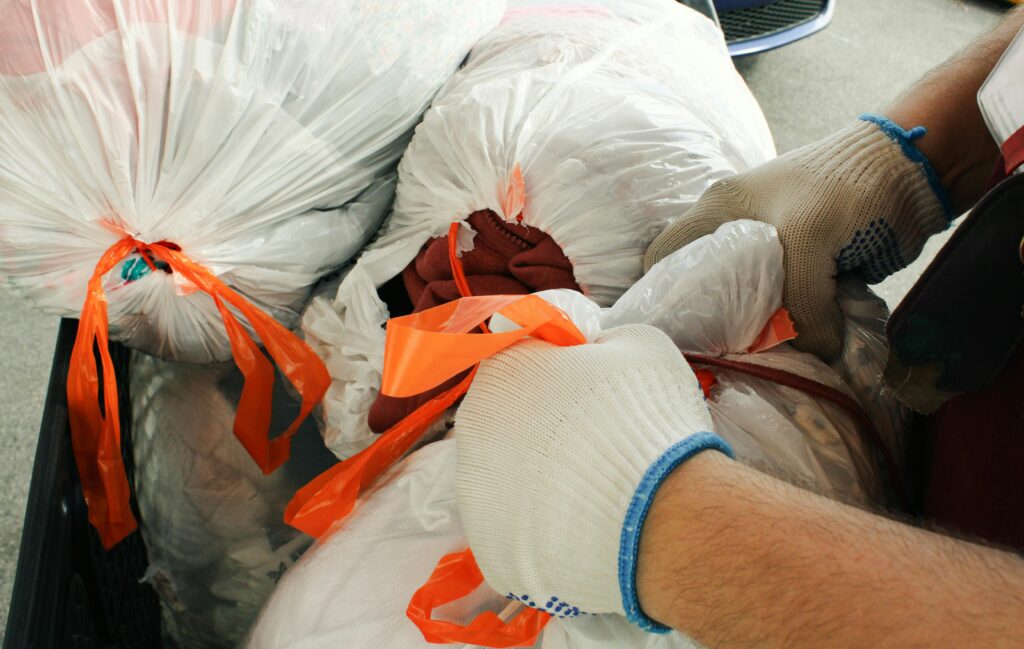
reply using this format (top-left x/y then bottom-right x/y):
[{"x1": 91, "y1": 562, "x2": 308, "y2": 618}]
[
  {"x1": 447, "y1": 222, "x2": 485, "y2": 329},
  {"x1": 284, "y1": 369, "x2": 477, "y2": 539},
  {"x1": 284, "y1": 293, "x2": 588, "y2": 539},
  {"x1": 284, "y1": 212, "x2": 797, "y2": 646},
  {"x1": 747, "y1": 307, "x2": 797, "y2": 354},
  {"x1": 283, "y1": 219, "x2": 582, "y2": 647},
  {"x1": 502, "y1": 165, "x2": 526, "y2": 222},
  {"x1": 69, "y1": 237, "x2": 330, "y2": 549},
  {"x1": 407, "y1": 549, "x2": 552, "y2": 648}
]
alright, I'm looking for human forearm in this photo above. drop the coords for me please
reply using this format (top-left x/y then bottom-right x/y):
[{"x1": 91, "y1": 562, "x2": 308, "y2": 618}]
[
  {"x1": 637, "y1": 452, "x2": 1024, "y2": 648},
  {"x1": 887, "y1": 7, "x2": 1024, "y2": 213}
]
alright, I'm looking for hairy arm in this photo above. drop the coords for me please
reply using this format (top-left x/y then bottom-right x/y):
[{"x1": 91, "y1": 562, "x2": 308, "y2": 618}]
[
  {"x1": 636, "y1": 452, "x2": 1024, "y2": 648},
  {"x1": 887, "y1": 6, "x2": 1024, "y2": 213}
]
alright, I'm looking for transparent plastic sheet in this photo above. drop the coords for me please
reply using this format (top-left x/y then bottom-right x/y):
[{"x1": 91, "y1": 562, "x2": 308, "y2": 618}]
[
  {"x1": 602, "y1": 222, "x2": 893, "y2": 502},
  {"x1": 249, "y1": 221, "x2": 907, "y2": 649},
  {"x1": 130, "y1": 353, "x2": 338, "y2": 649},
  {"x1": 302, "y1": 0, "x2": 775, "y2": 460},
  {"x1": 0, "y1": 0, "x2": 502, "y2": 362},
  {"x1": 833, "y1": 280, "x2": 910, "y2": 466}
]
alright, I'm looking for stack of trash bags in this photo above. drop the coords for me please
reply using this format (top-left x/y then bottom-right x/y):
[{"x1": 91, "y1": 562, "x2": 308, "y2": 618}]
[
  {"x1": 249, "y1": 1, "x2": 908, "y2": 648},
  {"x1": 249, "y1": 220, "x2": 908, "y2": 649},
  {"x1": 0, "y1": 0, "x2": 913, "y2": 647},
  {"x1": 300, "y1": 0, "x2": 777, "y2": 460},
  {"x1": 0, "y1": 0, "x2": 503, "y2": 647}
]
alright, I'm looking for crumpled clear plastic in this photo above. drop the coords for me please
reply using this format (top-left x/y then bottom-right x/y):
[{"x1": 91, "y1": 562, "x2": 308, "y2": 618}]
[
  {"x1": 0, "y1": 0, "x2": 503, "y2": 362},
  {"x1": 833, "y1": 280, "x2": 910, "y2": 467},
  {"x1": 247, "y1": 221, "x2": 908, "y2": 649},
  {"x1": 603, "y1": 221, "x2": 906, "y2": 502},
  {"x1": 130, "y1": 353, "x2": 338, "y2": 649},
  {"x1": 302, "y1": 0, "x2": 775, "y2": 459}
]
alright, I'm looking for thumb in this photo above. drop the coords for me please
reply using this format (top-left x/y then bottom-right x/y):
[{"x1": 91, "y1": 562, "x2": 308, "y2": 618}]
[
  {"x1": 783, "y1": 253, "x2": 846, "y2": 361},
  {"x1": 644, "y1": 180, "x2": 759, "y2": 273}
]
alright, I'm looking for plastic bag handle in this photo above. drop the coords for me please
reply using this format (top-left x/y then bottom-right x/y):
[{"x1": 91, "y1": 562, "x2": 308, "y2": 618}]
[
  {"x1": 68, "y1": 237, "x2": 329, "y2": 548},
  {"x1": 407, "y1": 548, "x2": 551, "y2": 648},
  {"x1": 285, "y1": 369, "x2": 476, "y2": 538}
]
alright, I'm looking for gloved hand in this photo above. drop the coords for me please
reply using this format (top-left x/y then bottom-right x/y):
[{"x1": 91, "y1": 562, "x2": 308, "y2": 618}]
[
  {"x1": 644, "y1": 115, "x2": 954, "y2": 359},
  {"x1": 454, "y1": 325, "x2": 732, "y2": 632}
]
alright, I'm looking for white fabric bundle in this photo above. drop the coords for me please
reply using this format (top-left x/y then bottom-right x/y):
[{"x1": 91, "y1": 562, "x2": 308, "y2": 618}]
[
  {"x1": 302, "y1": 0, "x2": 776, "y2": 458},
  {"x1": 131, "y1": 353, "x2": 338, "y2": 649},
  {"x1": 247, "y1": 221, "x2": 908, "y2": 649},
  {"x1": 0, "y1": 0, "x2": 503, "y2": 362}
]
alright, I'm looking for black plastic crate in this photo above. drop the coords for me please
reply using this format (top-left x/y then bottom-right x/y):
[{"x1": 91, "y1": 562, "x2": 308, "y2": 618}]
[{"x1": 5, "y1": 319, "x2": 162, "y2": 649}]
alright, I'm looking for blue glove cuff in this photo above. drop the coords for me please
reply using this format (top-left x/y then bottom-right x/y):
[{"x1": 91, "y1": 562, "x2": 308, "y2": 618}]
[
  {"x1": 858, "y1": 113, "x2": 955, "y2": 222},
  {"x1": 617, "y1": 431, "x2": 734, "y2": 633}
]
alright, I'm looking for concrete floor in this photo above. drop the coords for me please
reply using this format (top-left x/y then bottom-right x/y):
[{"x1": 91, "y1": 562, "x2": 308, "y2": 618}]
[{"x1": 0, "y1": 0, "x2": 1007, "y2": 642}]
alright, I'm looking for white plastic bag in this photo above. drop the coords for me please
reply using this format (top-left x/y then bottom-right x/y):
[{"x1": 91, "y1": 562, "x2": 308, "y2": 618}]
[
  {"x1": 303, "y1": 0, "x2": 775, "y2": 458},
  {"x1": 248, "y1": 221, "x2": 907, "y2": 649},
  {"x1": 0, "y1": 0, "x2": 503, "y2": 362},
  {"x1": 604, "y1": 222, "x2": 892, "y2": 503},
  {"x1": 131, "y1": 353, "x2": 338, "y2": 649}
]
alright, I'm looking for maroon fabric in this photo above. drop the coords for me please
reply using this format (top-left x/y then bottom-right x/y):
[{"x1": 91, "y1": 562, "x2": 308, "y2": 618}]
[
  {"x1": 367, "y1": 209, "x2": 581, "y2": 434},
  {"x1": 922, "y1": 343, "x2": 1024, "y2": 553},
  {"x1": 402, "y1": 209, "x2": 579, "y2": 313}
]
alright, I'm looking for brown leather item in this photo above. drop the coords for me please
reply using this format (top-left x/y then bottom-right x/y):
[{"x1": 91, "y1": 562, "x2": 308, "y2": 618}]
[
  {"x1": 888, "y1": 173, "x2": 1024, "y2": 553},
  {"x1": 885, "y1": 173, "x2": 1024, "y2": 413}
]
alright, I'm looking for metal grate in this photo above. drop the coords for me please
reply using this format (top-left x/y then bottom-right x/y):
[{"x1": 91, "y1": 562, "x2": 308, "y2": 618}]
[{"x1": 719, "y1": 0, "x2": 827, "y2": 43}]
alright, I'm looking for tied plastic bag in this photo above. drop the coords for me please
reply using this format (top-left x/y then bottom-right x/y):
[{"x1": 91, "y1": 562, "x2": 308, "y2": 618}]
[
  {"x1": 301, "y1": 0, "x2": 775, "y2": 459},
  {"x1": 131, "y1": 353, "x2": 338, "y2": 649},
  {"x1": 247, "y1": 221, "x2": 907, "y2": 649},
  {"x1": 0, "y1": 0, "x2": 506, "y2": 551},
  {"x1": 0, "y1": 0, "x2": 503, "y2": 362}
]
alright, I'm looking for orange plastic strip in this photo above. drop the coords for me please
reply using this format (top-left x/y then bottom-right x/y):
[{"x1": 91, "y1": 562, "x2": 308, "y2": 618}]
[
  {"x1": 68, "y1": 239, "x2": 141, "y2": 549},
  {"x1": 746, "y1": 307, "x2": 797, "y2": 354},
  {"x1": 146, "y1": 242, "x2": 330, "y2": 472},
  {"x1": 285, "y1": 369, "x2": 476, "y2": 539},
  {"x1": 502, "y1": 165, "x2": 526, "y2": 222},
  {"x1": 447, "y1": 223, "x2": 475, "y2": 304},
  {"x1": 695, "y1": 368, "x2": 717, "y2": 396},
  {"x1": 284, "y1": 294, "x2": 588, "y2": 539},
  {"x1": 380, "y1": 294, "x2": 587, "y2": 398},
  {"x1": 68, "y1": 237, "x2": 329, "y2": 548},
  {"x1": 448, "y1": 220, "x2": 491, "y2": 333},
  {"x1": 407, "y1": 549, "x2": 551, "y2": 648}
]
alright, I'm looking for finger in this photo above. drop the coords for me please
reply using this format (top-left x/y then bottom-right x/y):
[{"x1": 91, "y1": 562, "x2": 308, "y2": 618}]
[
  {"x1": 783, "y1": 252, "x2": 846, "y2": 361},
  {"x1": 644, "y1": 181, "x2": 759, "y2": 273},
  {"x1": 594, "y1": 324, "x2": 682, "y2": 363}
]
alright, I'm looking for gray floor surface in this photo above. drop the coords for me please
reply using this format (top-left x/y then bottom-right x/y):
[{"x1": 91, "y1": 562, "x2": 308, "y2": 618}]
[{"x1": 0, "y1": 0, "x2": 1006, "y2": 642}]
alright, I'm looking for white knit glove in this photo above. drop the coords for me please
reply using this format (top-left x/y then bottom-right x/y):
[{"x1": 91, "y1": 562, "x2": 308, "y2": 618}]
[
  {"x1": 454, "y1": 325, "x2": 732, "y2": 632},
  {"x1": 645, "y1": 114, "x2": 953, "y2": 359}
]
